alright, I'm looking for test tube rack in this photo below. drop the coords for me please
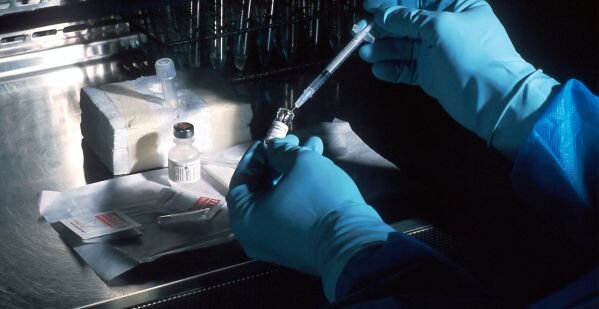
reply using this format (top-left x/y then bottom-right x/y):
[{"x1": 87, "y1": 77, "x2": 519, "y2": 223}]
[{"x1": 125, "y1": 0, "x2": 363, "y2": 80}]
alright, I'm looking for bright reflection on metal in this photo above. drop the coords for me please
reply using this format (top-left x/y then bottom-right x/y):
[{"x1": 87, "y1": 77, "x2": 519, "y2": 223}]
[
  {"x1": 0, "y1": 44, "x2": 84, "y2": 80},
  {"x1": 0, "y1": 34, "x2": 140, "y2": 81},
  {"x1": 42, "y1": 66, "x2": 88, "y2": 185},
  {"x1": 27, "y1": 61, "x2": 125, "y2": 187},
  {"x1": 41, "y1": 65, "x2": 85, "y2": 88}
]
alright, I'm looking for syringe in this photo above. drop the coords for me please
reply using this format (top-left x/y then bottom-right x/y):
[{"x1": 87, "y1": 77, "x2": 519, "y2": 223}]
[{"x1": 292, "y1": 22, "x2": 375, "y2": 111}]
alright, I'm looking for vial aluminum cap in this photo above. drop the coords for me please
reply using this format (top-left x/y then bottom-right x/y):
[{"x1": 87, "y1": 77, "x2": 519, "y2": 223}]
[
  {"x1": 275, "y1": 107, "x2": 295, "y2": 125},
  {"x1": 155, "y1": 58, "x2": 177, "y2": 80},
  {"x1": 173, "y1": 122, "x2": 194, "y2": 138}
]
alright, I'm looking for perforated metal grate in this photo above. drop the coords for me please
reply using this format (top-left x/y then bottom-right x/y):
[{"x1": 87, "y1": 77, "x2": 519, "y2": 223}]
[
  {"x1": 129, "y1": 267, "x2": 327, "y2": 309},
  {"x1": 406, "y1": 226, "x2": 458, "y2": 257}
]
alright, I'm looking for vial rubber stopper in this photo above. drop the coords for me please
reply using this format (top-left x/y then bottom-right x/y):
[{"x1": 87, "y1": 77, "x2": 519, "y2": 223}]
[{"x1": 173, "y1": 122, "x2": 194, "y2": 139}]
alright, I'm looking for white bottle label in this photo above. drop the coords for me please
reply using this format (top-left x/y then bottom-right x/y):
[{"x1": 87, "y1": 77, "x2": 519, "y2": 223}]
[
  {"x1": 168, "y1": 159, "x2": 201, "y2": 183},
  {"x1": 265, "y1": 121, "x2": 289, "y2": 141}
]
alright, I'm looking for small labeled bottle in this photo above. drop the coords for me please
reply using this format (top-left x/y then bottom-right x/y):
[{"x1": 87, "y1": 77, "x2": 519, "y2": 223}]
[
  {"x1": 265, "y1": 107, "x2": 295, "y2": 142},
  {"x1": 168, "y1": 122, "x2": 201, "y2": 190}
]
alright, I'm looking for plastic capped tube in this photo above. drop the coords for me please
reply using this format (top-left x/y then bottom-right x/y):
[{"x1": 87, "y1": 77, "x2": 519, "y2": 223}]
[{"x1": 155, "y1": 58, "x2": 178, "y2": 108}]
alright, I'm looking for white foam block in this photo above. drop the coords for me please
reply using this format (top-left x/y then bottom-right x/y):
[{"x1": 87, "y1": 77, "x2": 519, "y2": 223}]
[{"x1": 80, "y1": 71, "x2": 252, "y2": 175}]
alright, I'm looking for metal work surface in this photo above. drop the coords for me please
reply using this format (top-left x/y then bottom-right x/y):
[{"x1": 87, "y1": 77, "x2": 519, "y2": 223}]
[
  {"x1": 0, "y1": 54, "x2": 384, "y2": 307},
  {"x1": 0, "y1": 39, "x2": 354, "y2": 305},
  {"x1": 0, "y1": 57, "x2": 251, "y2": 307},
  {"x1": 0, "y1": 59, "x2": 131, "y2": 307},
  {"x1": 0, "y1": 42, "x2": 430, "y2": 306}
]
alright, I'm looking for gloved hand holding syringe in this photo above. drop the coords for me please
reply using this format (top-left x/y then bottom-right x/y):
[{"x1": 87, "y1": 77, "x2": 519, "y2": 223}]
[{"x1": 264, "y1": 22, "x2": 375, "y2": 142}]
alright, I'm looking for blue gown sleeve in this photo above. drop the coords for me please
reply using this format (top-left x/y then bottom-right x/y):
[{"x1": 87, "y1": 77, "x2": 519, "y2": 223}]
[
  {"x1": 333, "y1": 232, "x2": 492, "y2": 307},
  {"x1": 333, "y1": 79, "x2": 597, "y2": 307},
  {"x1": 512, "y1": 79, "x2": 598, "y2": 251}
]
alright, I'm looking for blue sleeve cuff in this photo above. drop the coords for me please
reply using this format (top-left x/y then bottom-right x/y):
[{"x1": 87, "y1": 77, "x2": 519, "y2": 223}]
[
  {"x1": 334, "y1": 232, "x2": 482, "y2": 304},
  {"x1": 512, "y1": 79, "x2": 598, "y2": 249}
]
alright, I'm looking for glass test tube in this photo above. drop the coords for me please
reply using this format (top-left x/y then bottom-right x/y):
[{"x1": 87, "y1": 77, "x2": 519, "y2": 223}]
[
  {"x1": 234, "y1": 0, "x2": 253, "y2": 71},
  {"x1": 347, "y1": 0, "x2": 360, "y2": 25},
  {"x1": 279, "y1": 0, "x2": 300, "y2": 64},
  {"x1": 326, "y1": 0, "x2": 342, "y2": 52},
  {"x1": 307, "y1": 0, "x2": 321, "y2": 56},
  {"x1": 189, "y1": 0, "x2": 201, "y2": 67},
  {"x1": 209, "y1": 0, "x2": 228, "y2": 70},
  {"x1": 257, "y1": 0, "x2": 276, "y2": 67}
]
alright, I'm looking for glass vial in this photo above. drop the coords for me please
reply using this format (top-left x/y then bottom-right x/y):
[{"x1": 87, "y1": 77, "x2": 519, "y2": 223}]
[
  {"x1": 265, "y1": 108, "x2": 295, "y2": 142},
  {"x1": 155, "y1": 58, "x2": 178, "y2": 108},
  {"x1": 168, "y1": 122, "x2": 201, "y2": 189}
]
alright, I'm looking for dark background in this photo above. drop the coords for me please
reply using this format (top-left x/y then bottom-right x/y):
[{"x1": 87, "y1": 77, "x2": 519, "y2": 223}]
[{"x1": 491, "y1": 0, "x2": 598, "y2": 93}]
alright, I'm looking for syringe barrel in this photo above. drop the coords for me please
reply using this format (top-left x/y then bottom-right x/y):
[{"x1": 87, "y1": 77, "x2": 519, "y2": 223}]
[
  {"x1": 294, "y1": 22, "x2": 374, "y2": 110},
  {"x1": 308, "y1": 71, "x2": 332, "y2": 94},
  {"x1": 325, "y1": 23, "x2": 373, "y2": 74},
  {"x1": 294, "y1": 71, "x2": 331, "y2": 108}
]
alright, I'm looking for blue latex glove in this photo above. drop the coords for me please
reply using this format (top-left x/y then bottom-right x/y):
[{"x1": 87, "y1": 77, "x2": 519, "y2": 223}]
[
  {"x1": 226, "y1": 135, "x2": 394, "y2": 301},
  {"x1": 360, "y1": 0, "x2": 561, "y2": 159}
]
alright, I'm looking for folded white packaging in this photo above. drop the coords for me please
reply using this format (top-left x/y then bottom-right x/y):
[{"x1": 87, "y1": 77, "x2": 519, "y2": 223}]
[{"x1": 80, "y1": 72, "x2": 252, "y2": 175}]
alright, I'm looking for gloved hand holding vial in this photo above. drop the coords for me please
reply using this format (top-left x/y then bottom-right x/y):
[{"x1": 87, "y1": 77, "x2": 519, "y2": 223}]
[{"x1": 228, "y1": 0, "x2": 598, "y2": 306}]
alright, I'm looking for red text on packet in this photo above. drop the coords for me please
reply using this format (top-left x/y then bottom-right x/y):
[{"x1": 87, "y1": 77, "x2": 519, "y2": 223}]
[{"x1": 192, "y1": 197, "x2": 220, "y2": 210}]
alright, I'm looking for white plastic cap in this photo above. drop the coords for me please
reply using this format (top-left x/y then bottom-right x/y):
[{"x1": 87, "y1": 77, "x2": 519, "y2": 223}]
[
  {"x1": 154, "y1": 58, "x2": 177, "y2": 80},
  {"x1": 352, "y1": 22, "x2": 375, "y2": 44}
]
